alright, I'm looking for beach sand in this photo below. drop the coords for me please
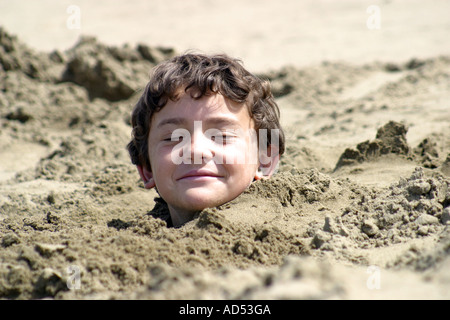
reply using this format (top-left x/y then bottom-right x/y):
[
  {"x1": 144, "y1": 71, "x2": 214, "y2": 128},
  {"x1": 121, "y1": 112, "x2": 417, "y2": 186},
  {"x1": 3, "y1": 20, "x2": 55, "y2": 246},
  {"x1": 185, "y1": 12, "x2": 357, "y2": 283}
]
[{"x1": 0, "y1": 0, "x2": 449, "y2": 299}]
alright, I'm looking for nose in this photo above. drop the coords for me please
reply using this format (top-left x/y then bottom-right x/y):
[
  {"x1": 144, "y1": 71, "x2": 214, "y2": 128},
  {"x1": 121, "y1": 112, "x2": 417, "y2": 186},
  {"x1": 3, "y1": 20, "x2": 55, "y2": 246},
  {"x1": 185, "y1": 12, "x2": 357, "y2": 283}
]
[{"x1": 190, "y1": 132, "x2": 215, "y2": 164}]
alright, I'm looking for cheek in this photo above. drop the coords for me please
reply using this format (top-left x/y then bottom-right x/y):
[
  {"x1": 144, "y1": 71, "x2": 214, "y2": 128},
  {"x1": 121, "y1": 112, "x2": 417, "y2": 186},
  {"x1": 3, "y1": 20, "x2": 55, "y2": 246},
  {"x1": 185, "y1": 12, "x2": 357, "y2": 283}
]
[
  {"x1": 222, "y1": 162, "x2": 258, "y2": 189},
  {"x1": 221, "y1": 138, "x2": 258, "y2": 166},
  {"x1": 221, "y1": 145, "x2": 259, "y2": 178},
  {"x1": 150, "y1": 146, "x2": 175, "y2": 175}
]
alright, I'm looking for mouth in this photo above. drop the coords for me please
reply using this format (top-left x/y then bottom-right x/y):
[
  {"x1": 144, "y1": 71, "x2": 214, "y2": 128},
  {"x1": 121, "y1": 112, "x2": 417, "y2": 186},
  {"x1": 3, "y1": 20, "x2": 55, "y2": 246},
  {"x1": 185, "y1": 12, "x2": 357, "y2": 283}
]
[{"x1": 177, "y1": 169, "x2": 223, "y2": 181}]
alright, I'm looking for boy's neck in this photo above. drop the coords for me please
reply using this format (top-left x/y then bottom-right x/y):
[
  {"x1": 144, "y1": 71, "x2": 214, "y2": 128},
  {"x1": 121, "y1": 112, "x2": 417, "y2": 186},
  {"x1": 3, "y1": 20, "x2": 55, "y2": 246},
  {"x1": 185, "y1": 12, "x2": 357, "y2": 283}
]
[{"x1": 168, "y1": 205, "x2": 199, "y2": 228}]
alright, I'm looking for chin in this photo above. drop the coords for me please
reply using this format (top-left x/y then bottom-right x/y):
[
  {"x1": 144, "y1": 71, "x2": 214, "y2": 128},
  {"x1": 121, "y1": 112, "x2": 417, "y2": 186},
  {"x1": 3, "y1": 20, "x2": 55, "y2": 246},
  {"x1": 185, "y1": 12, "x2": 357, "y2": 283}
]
[
  {"x1": 181, "y1": 194, "x2": 229, "y2": 211},
  {"x1": 185, "y1": 199, "x2": 223, "y2": 211}
]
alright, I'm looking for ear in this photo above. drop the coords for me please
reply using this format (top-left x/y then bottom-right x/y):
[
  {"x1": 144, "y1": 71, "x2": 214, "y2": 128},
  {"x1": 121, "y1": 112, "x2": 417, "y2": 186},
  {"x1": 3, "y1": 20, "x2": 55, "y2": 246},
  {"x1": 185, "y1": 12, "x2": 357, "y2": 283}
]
[
  {"x1": 137, "y1": 165, "x2": 156, "y2": 189},
  {"x1": 255, "y1": 144, "x2": 280, "y2": 179}
]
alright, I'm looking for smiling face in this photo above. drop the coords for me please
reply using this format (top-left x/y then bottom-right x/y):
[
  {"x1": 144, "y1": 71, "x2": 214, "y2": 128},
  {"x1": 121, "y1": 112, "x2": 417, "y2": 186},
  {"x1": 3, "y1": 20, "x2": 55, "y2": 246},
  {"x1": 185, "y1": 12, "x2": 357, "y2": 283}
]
[{"x1": 141, "y1": 93, "x2": 261, "y2": 226}]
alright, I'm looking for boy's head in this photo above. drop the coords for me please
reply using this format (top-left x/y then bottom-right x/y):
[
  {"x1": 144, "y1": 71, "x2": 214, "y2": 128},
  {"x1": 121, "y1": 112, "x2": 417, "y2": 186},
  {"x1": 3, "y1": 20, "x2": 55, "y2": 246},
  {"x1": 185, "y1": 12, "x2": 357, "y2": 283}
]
[{"x1": 127, "y1": 53, "x2": 285, "y2": 226}]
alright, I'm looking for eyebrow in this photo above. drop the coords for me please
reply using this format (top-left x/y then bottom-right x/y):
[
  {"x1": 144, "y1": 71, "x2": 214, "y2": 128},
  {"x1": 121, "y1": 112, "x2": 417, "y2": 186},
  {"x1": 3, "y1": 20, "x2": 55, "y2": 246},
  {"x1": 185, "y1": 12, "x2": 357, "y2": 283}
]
[
  {"x1": 206, "y1": 116, "x2": 241, "y2": 127},
  {"x1": 156, "y1": 117, "x2": 186, "y2": 129},
  {"x1": 156, "y1": 116, "x2": 241, "y2": 129}
]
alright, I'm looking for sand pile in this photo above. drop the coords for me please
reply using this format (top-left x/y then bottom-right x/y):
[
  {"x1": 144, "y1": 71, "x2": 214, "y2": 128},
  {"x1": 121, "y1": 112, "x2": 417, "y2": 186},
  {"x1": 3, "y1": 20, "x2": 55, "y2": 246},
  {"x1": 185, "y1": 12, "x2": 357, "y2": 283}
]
[{"x1": 0, "y1": 28, "x2": 449, "y2": 299}]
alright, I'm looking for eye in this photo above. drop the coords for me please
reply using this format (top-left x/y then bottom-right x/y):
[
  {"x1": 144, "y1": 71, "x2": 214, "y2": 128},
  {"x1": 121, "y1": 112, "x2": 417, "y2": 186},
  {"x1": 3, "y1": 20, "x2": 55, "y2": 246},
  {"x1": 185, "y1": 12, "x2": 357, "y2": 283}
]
[
  {"x1": 211, "y1": 133, "x2": 236, "y2": 145},
  {"x1": 167, "y1": 130, "x2": 187, "y2": 142},
  {"x1": 165, "y1": 135, "x2": 183, "y2": 142},
  {"x1": 160, "y1": 134, "x2": 182, "y2": 144}
]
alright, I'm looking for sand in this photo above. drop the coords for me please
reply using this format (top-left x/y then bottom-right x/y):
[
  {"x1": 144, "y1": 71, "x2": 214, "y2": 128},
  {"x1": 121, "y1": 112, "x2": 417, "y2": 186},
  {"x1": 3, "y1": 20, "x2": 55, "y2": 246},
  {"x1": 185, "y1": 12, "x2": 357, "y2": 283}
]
[{"x1": 0, "y1": 1, "x2": 449, "y2": 300}]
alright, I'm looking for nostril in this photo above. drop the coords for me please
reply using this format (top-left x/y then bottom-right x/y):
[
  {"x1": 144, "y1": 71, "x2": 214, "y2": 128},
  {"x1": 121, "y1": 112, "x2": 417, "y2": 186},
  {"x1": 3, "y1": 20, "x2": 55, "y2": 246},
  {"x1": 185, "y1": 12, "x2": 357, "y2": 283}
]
[{"x1": 190, "y1": 136, "x2": 216, "y2": 165}]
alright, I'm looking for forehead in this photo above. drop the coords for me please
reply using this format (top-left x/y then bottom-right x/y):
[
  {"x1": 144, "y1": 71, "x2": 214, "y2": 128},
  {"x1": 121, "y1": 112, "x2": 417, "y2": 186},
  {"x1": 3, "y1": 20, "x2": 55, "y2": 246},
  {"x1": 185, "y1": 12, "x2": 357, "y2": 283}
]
[{"x1": 151, "y1": 93, "x2": 253, "y2": 129}]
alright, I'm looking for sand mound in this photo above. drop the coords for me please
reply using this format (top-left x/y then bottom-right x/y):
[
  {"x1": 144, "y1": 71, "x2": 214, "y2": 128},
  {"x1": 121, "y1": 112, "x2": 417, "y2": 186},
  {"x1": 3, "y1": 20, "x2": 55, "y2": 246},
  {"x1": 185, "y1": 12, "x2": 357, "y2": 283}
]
[
  {"x1": 0, "y1": 28, "x2": 449, "y2": 299},
  {"x1": 335, "y1": 121, "x2": 410, "y2": 169}
]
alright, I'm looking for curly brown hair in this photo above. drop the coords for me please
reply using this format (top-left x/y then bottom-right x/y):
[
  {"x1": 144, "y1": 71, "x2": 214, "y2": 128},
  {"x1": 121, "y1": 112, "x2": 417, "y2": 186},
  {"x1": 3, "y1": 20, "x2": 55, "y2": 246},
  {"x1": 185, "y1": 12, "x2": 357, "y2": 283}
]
[{"x1": 127, "y1": 53, "x2": 285, "y2": 171}]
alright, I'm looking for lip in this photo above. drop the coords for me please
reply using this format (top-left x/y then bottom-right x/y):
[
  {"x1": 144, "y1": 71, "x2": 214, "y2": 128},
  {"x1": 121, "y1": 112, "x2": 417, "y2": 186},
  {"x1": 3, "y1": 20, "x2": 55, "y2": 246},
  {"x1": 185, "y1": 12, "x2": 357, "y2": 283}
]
[{"x1": 177, "y1": 169, "x2": 223, "y2": 181}]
